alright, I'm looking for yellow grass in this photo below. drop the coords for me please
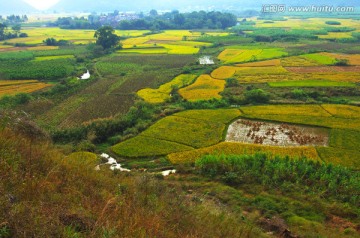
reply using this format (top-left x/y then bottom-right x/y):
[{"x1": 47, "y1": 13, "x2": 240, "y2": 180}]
[
  {"x1": 137, "y1": 74, "x2": 197, "y2": 103},
  {"x1": 168, "y1": 142, "x2": 321, "y2": 164},
  {"x1": 0, "y1": 80, "x2": 52, "y2": 97},
  {"x1": 179, "y1": 75, "x2": 225, "y2": 101},
  {"x1": 218, "y1": 49, "x2": 262, "y2": 63}
]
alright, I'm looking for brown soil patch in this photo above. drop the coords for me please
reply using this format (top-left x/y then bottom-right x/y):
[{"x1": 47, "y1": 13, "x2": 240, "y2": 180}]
[
  {"x1": 327, "y1": 215, "x2": 360, "y2": 233},
  {"x1": 226, "y1": 119, "x2": 329, "y2": 147},
  {"x1": 285, "y1": 66, "x2": 360, "y2": 73}
]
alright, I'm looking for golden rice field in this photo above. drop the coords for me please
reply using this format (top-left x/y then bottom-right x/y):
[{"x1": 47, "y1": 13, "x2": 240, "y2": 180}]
[
  {"x1": 178, "y1": 75, "x2": 225, "y2": 101},
  {"x1": 218, "y1": 48, "x2": 287, "y2": 64},
  {"x1": 4, "y1": 28, "x2": 148, "y2": 46},
  {"x1": 240, "y1": 105, "x2": 332, "y2": 118},
  {"x1": 280, "y1": 56, "x2": 320, "y2": 67},
  {"x1": 237, "y1": 59, "x2": 281, "y2": 67},
  {"x1": 254, "y1": 18, "x2": 360, "y2": 31},
  {"x1": 137, "y1": 74, "x2": 197, "y2": 103},
  {"x1": 241, "y1": 105, "x2": 360, "y2": 131},
  {"x1": 0, "y1": 80, "x2": 52, "y2": 97},
  {"x1": 211, "y1": 66, "x2": 239, "y2": 79},
  {"x1": 318, "y1": 32, "x2": 353, "y2": 39},
  {"x1": 168, "y1": 142, "x2": 321, "y2": 164},
  {"x1": 118, "y1": 47, "x2": 169, "y2": 54},
  {"x1": 321, "y1": 104, "x2": 360, "y2": 119}
]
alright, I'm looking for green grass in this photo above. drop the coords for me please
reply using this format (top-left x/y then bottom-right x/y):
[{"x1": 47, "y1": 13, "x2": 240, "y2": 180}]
[
  {"x1": 112, "y1": 135, "x2": 193, "y2": 157},
  {"x1": 34, "y1": 55, "x2": 75, "y2": 61},
  {"x1": 0, "y1": 58, "x2": 75, "y2": 80},
  {"x1": 316, "y1": 147, "x2": 360, "y2": 169},
  {"x1": 268, "y1": 80, "x2": 356, "y2": 87},
  {"x1": 329, "y1": 129, "x2": 360, "y2": 151},
  {"x1": 0, "y1": 51, "x2": 34, "y2": 61},
  {"x1": 95, "y1": 61, "x2": 141, "y2": 76}
]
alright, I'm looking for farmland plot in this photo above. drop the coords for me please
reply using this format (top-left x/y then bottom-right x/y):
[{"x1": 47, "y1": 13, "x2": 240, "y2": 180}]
[
  {"x1": 226, "y1": 119, "x2": 329, "y2": 147},
  {"x1": 179, "y1": 75, "x2": 225, "y2": 101}
]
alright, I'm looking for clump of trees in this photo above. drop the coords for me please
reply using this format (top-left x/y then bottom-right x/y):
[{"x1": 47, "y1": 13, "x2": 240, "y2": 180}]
[
  {"x1": 54, "y1": 11, "x2": 237, "y2": 30},
  {"x1": 94, "y1": 26, "x2": 121, "y2": 50},
  {"x1": 325, "y1": 20, "x2": 341, "y2": 25},
  {"x1": 0, "y1": 23, "x2": 27, "y2": 41},
  {"x1": 43, "y1": 38, "x2": 70, "y2": 46},
  {"x1": 118, "y1": 10, "x2": 237, "y2": 30}
]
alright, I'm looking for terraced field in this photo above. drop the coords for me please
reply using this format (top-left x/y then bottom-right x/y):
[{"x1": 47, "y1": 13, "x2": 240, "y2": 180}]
[
  {"x1": 112, "y1": 109, "x2": 241, "y2": 157},
  {"x1": 178, "y1": 75, "x2": 226, "y2": 101},
  {"x1": 0, "y1": 80, "x2": 52, "y2": 97},
  {"x1": 111, "y1": 104, "x2": 359, "y2": 169},
  {"x1": 218, "y1": 48, "x2": 287, "y2": 64},
  {"x1": 138, "y1": 74, "x2": 197, "y2": 103}
]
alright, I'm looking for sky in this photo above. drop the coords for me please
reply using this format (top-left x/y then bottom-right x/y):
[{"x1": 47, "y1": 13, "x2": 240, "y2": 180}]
[{"x1": 23, "y1": 0, "x2": 60, "y2": 10}]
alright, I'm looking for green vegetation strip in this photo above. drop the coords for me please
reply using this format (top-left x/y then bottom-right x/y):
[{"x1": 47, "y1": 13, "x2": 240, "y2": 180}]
[
  {"x1": 268, "y1": 80, "x2": 356, "y2": 87},
  {"x1": 196, "y1": 153, "x2": 359, "y2": 205}
]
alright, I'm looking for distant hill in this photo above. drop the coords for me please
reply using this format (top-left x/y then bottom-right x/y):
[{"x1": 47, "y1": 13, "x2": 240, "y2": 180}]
[
  {"x1": 49, "y1": 0, "x2": 360, "y2": 13},
  {"x1": 0, "y1": 0, "x2": 36, "y2": 14}
]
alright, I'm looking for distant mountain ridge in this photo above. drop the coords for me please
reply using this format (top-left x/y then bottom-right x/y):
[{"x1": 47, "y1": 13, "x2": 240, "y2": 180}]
[
  {"x1": 0, "y1": 0, "x2": 36, "y2": 14},
  {"x1": 0, "y1": 0, "x2": 359, "y2": 15},
  {"x1": 49, "y1": 0, "x2": 360, "y2": 13}
]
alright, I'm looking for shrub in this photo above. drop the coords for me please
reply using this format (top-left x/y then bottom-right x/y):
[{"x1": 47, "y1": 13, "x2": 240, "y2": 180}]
[{"x1": 244, "y1": 89, "x2": 270, "y2": 104}]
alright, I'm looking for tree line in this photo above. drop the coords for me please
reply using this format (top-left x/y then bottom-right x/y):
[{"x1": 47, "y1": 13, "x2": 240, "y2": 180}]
[{"x1": 52, "y1": 10, "x2": 237, "y2": 30}]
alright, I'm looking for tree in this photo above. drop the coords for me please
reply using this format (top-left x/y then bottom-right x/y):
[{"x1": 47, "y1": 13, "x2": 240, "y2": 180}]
[
  {"x1": 94, "y1": 26, "x2": 121, "y2": 49},
  {"x1": 244, "y1": 89, "x2": 270, "y2": 104},
  {"x1": 12, "y1": 24, "x2": 21, "y2": 34},
  {"x1": 150, "y1": 9, "x2": 158, "y2": 17}
]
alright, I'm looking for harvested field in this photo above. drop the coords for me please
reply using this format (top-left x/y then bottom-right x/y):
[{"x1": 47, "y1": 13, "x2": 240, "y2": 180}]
[{"x1": 226, "y1": 119, "x2": 329, "y2": 147}]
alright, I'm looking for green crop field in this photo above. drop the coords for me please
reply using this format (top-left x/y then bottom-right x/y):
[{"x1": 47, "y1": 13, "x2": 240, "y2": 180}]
[
  {"x1": 112, "y1": 136, "x2": 193, "y2": 157},
  {"x1": 112, "y1": 109, "x2": 241, "y2": 157},
  {"x1": 302, "y1": 53, "x2": 336, "y2": 65}
]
